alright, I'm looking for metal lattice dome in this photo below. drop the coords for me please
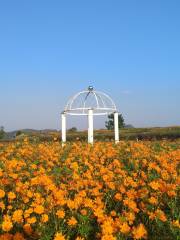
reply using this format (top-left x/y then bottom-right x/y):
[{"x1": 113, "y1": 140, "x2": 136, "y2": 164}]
[{"x1": 64, "y1": 86, "x2": 117, "y2": 115}]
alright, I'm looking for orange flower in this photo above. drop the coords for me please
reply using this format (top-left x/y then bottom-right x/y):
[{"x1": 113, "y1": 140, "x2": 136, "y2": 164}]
[
  {"x1": 110, "y1": 211, "x2": 116, "y2": 217},
  {"x1": 120, "y1": 222, "x2": 130, "y2": 234},
  {"x1": 68, "y1": 216, "x2": 77, "y2": 226},
  {"x1": 0, "y1": 201, "x2": 5, "y2": 210},
  {"x1": 12, "y1": 210, "x2": 23, "y2": 223},
  {"x1": 13, "y1": 232, "x2": 25, "y2": 240},
  {"x1": 34, "y1": 205, "x2": 44, "y2": 214},
  {"x1": 125, "y1": 212, "x2": 135, "y2": 225},
  {"x1": 2, "y1": 216, "x2": 13, "y2": 232},
  {"x1": 148, "y1": 196, "x2": 158, "y2": 205},
  {"x1": 54, "y1": 232, "x2": 65, "y2": 240},
  {"x1": 24, "y1": 208, "x2": 33, "y2": 218},
  {"x1": 0, "y1": 189, "x2": 5, "y2": 198},
  {"x1": 41, "y1": 214, "x2": 49, "y2": 223},
  {"x1": 56, "y1": 210, "x2": 65, "y2": 219},
  {"x1": 149, "y1": 181, "x2": 160, "y2": 191},
  {"x1": 132, "y1": 223, "x2": 147, "y2": 239},
  {"x1": 80, "y1": 209, "x2": 87, "y2": 216},
  {"x1": 114, "y1": 193, "x2": 122, "y2": 201},
  {"x1": 155, "y1": 209, "x2": 167, "y2": 222},
  {"x1": 172, "y1": 220, "x2": 180, "y2": 228},
  {"x1": 23, "y1": 224, "x2": 33, "y2": 235},
  {"x1": 8, "y1": 192, "x2": 16, "y2": 200},
  {"x1": 102, "y1": 219, "x2": 114, "y2": 235},
  {"x1": 0, "y1": 233, "x2": 13, "y2": 240},
  {"x1": 27, "y1": 216, "x2": 37, "y2": 224}
]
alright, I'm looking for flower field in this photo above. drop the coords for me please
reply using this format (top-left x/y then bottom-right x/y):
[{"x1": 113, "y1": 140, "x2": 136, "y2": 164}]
[{"x1": 0, "y1": 139, "x2": 179, "y2": 240}]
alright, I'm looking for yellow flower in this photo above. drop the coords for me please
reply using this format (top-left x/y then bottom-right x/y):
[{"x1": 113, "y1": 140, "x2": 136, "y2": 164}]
[
  {"x1": 54, "y1": 232, "x2": 65, "y2": 240},
  {"x1": 172, "y1": 220, "x2": 180, "y2": 228}
]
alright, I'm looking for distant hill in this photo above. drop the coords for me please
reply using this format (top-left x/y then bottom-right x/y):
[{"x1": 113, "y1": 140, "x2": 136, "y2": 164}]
[
  {"x1": 124, "y1": 124, "x2": 134, "y2": 128},
  {"x1": 8, "y1": 129, "x2": 58, "y2": 133},
  {"x1": 4, "y1": 129, "x2": 58, "y2": 140}
]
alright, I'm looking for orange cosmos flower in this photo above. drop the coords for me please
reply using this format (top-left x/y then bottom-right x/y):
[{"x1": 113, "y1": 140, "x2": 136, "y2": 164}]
[
  {"x1": 120, "y1": 222, "x2": 130, "y2": 234},
  {"x1": 132, "y1": 223, "x2": 147, "y2": 239},
  {"x1": 54, "y1": 232, "x2": 65, "y2": 240},
  {"x1": 149, "y1": 181, "x2": 160, "y2": 191},
  {"x1": 56, "y1": 210, "x2": 65, "y2": 219},
  {"x1": 27, "y1": 216, "x2": 37, "y2": 224},
  {"x1": 34, "y1": 205, "x2": 44, "y2": 214},
  {"x1": 0, "y1": 201, "x2": 5, "y2": 210},
  {"x1": 172, "y1": 220, "x2": 180, "y2": 228},
  {"x1": 114, "y1": 193, "x2": 122, "y2": 201},
  {"x1": 8, "y1": 192, "x2": 16, "y2": 200},
  {"x1": 23, "y1": 223, "x2": 33, "y2": 235},
  {"x1": 0, "y1": 189, "x2": 5, "y2": 198},
  {"x1": 13, "y1": 232, "x2": 25, "y2": 240},
  {"x1": 2, "y1": 216, "x2": 13, "y2": 232},
  {"x1": 67, "y1": 216, "x2": 77, "y2": 226},
  {"x1": 41, "y1": 214, "x2": 49, "y2": 223},
  {"x1": 80, "y1": 209, "x2": 87, "y2": 216},
  {"x1": 0, "y1": 233, "x2": 13, "y2": 240},
  {"x1": 110, "y1": 211, "x2": 116, "y2": 217},
  {"x1": 155, "y1": 209, "x2": 167, "y2": 222},
  {"x1": 148, "y1": 196, "x2": 158, "y2": 205},
  {"x1": 12, "y1": 210, "x2": 23, "y2": 223}
]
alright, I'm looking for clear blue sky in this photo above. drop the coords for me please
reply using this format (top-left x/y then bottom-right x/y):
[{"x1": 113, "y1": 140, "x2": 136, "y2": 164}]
[{"x1": 0, "y1": 0, "x2": 180, "y2": 131}]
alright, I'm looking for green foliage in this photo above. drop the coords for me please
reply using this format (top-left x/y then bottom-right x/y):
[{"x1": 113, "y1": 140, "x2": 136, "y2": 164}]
[
  {"x1": 105, "y1": 113, "x2": 125, "y2": 130},
  {"x1": 68, "y1": 127, "x2": 78, "y2": 132},
  {"x1": 0, "y1": 126, "x2": 5, "y2": 139},
  {"x1": 16, "y1": 130, "x2": 22, "y2": 136}
]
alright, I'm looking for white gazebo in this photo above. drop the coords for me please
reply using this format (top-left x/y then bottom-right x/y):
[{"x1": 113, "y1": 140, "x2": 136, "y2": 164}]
[{"x1": 61, "y1": 86, "x2": 119, "y2": 144}]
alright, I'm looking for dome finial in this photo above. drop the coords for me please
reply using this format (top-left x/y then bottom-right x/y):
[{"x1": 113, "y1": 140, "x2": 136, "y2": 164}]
[{"x1": 88, "y1": 86, "x2": 94, "y2": 92}]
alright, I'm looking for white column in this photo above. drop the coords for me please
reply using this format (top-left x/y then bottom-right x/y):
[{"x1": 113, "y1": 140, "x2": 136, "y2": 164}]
[
  {"x1": 114, "y1": 112, "x2": 119, "y2": 143},
  {"x1": 61, "y1": 112, "x2": 66, "y2": 143},
  {"x1": 88, "y1": 109, "x2": 94, "y2": 144}
]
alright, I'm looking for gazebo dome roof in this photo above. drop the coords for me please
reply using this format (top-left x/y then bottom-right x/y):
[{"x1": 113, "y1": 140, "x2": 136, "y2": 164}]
[{"x1": 64, "y1": 86, "x2": 117, "y2": 115}]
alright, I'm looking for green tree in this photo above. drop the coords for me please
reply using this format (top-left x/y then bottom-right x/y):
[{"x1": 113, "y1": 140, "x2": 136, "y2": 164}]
[
  {"x1": 16, "y1": 130, "x2": 22, "y2": 136},
  {"x1": 105, "y1": 113, "x2": 125, "y2": 130},
  {"x1": 0, "y1": 126, "x2": 5, "y2": 139},
  {"x1": 68, "y1": 127, "x2": 77, "y2": 132}
]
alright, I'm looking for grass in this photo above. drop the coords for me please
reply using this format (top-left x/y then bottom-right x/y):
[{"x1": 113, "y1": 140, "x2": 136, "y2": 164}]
[{"x1": 1, "y1": 126, "x2": 180, "y2": 143}]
